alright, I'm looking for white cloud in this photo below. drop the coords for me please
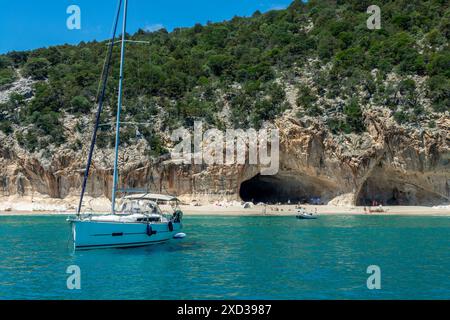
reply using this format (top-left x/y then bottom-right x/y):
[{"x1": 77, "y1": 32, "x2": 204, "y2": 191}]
[
  {"x1": 267, "y1": 3, "x2": 288, "y2": 11},
  {"x1": 144, "y1": 23, "x2": 164, "y2": 32}
]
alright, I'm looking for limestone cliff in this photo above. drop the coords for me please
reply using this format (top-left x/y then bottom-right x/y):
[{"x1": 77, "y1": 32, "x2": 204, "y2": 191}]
[{"x1": 0, "y1": 105, "x2": 448, "y2": 208}]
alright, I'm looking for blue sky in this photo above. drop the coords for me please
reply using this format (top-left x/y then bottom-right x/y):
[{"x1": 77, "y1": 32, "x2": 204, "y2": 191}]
[{"x1": 0, "y1": 0, "x2": 293, "y2": 54}]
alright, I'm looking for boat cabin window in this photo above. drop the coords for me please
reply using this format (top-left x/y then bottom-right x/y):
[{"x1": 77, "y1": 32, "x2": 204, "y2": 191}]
[
  {"x1": 118, "y1": 199, "x2": 162, "y2": 215},
  {"x1": 136, "y1": 216, "x2": 161, "y2": 222}
]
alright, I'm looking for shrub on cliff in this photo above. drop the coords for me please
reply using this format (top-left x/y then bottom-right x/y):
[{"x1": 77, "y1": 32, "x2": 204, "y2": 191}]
[
  {"x1": 343, "y1": 98, "x2": 364, "y2": 133},
  {"x1": 427, "y1": 75, "x2": 450, "y2": 112},
  {"x1": 15, "y1": 130, "x2": 39, "y2": 153},
  {"x1": 23, "y1": 58, "x2": 51, "y2": 80},
  {"x1": 0, "y1": 56, "x2": 16, "y2": 87},
  {"x1": 0, "y1": 56, "x2": 12, "y2": 69},
  {"x1": 297, "y1": 85, "x2": 321, "y2": 116},
  {"x1": 70, "y1": 95, "x2": 92, "y2": 114},
  {"x1": 0, "y1": 120, "x2": 13, "y2": 134},
  {"x1": 0, "y1": 68, "x2": 16, "y2": 87}
]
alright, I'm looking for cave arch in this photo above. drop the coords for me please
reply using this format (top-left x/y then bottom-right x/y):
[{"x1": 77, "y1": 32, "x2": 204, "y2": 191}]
[
  {"x1": 356, "y1": 166, "x2": 448, "y2": 206},
  {"x1": 239, "y1": 173, "x2": 336, "y2": 204}
]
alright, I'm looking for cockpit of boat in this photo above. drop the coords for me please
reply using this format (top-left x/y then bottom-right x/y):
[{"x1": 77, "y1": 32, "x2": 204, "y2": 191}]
[
  {"x1": 118, "y1": 199, "x2": 162, "y2": 215},
  {"x1": 85, "y1": 194, "x2": 183, "y2": 224}
]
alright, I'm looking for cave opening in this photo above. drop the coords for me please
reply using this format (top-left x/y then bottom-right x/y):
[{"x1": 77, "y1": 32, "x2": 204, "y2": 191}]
[
  {"x1": 239, "y1": 174, "x2": 335, "y2": 204},
  {"x1": 356, "y1": 166, "x2": 446, "y2": 206}
]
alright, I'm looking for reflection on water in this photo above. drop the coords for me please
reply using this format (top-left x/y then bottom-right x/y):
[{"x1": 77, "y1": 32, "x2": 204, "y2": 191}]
[{"x1": 0, "y1": 215, "x2": 449, "y2": 299}]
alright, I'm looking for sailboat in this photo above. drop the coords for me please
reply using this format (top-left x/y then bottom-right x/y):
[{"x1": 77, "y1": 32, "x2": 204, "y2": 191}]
[{"x1": 68, "y1": 0, "x2": 183, "y2": 250}]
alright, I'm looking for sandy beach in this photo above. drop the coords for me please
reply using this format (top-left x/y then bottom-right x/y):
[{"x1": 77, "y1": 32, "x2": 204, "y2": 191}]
[
  {"x1": 0, "y1": 193, "x2": 449, "y2": 216},
  {"x1": 1, "y1": 201, "x2": 449, "y2": 217},
  {"x1": 180, "y1": 204, "x2": 450, "y2": 216}
]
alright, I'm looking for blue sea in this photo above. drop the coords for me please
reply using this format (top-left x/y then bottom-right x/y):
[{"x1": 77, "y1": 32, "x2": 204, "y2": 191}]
[{"x1": 0, "y1": 215, "x2": 448, "y2": 300}]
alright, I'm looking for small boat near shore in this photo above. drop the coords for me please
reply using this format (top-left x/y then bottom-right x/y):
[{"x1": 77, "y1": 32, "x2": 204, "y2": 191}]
[{"x1": 296, "y1": 208, "x2": 318, "y2": 220}]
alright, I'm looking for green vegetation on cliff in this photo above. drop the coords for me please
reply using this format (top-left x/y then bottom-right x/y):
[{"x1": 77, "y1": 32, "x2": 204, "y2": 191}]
[{"x1": 0, "y1": 0, "x2": 449, "y2": 154}]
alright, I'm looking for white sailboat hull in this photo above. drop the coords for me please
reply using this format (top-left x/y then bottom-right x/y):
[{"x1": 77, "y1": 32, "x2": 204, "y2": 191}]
[{"x1": 70, "y1": 219, "x2": 182, "y2": 250}]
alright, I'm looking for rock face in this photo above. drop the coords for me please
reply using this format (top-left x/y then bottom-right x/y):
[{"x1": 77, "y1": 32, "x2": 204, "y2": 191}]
[
  {"x1": 0, "y1": 73, "x2": 35, "y2": 104},
  {"x1": 271, "y1": 111, "x2": 449, "y2": 206},
  {"x1": 1, "y1": 108, "x2": 449, "y2": 207}
]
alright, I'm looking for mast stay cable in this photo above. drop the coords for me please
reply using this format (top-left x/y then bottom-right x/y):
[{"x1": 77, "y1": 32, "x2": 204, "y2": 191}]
[
  {"x1": 76, "y1": 0, "x2": 124, "y2": 217},
  {"x1": 111, "y1": 0, "x2": 129, "y2": 214}
]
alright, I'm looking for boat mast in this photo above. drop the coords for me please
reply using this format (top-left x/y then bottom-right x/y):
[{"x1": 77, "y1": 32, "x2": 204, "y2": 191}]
[
  {"x1": 76, "y1": 0, "x2": 123, "y2": 218},
  {"x1": 111, "y1": 0, "x2": 128, "y2": 214}
]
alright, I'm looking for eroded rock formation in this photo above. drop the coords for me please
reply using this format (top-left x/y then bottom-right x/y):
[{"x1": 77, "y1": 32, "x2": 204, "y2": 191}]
[{"x1": 0, "y1": 108, "x2": 448, "y2": 207}]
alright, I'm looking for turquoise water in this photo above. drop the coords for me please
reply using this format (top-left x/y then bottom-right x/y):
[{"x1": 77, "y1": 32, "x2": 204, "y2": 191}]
[{"x1": 0, "y1": 215, "x2": 449, "y2": 300}]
